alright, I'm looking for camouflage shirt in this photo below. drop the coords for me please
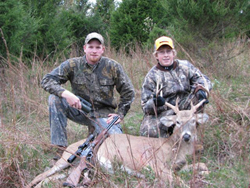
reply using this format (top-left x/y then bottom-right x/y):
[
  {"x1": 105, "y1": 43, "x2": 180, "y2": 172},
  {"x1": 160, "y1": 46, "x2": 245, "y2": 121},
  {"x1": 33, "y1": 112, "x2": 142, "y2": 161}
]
[
  {"x1": 41, "y1": 56, "x2": 135, "y2": 118},
  {"x1": 141, "y1": 59, "x2": 212, "y2": 115}
]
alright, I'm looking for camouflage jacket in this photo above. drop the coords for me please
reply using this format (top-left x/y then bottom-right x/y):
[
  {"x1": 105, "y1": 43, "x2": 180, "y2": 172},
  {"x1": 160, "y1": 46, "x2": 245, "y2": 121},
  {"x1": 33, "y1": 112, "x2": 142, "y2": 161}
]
[
  {"x1": 141, "y1": 59, "x2": 212, "y2": 115},
  {"x1": 41, "y1": 56, "x2": 135, "y2": 118}
]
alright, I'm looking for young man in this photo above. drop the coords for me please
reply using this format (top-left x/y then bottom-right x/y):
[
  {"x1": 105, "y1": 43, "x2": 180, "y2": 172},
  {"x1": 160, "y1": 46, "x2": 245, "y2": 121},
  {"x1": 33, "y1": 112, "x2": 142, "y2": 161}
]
[
  {"x1": 140, "y1": 36, "x2": 212, "y2": 138},
  {"x1": 41, "y1": 32, "x2": 135, "y2": 156}
]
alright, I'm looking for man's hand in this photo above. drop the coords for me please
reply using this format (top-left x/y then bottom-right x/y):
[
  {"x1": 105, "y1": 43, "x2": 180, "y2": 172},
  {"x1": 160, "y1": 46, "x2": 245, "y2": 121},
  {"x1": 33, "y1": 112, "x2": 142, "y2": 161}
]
[
  {"x1": 61, "y1": 90, "x2": 81, "y2": 109},
  {"x1": 107, "y1": 114, "x2": 121, "y2": 124},
  {"x1": 153, "y1": 94, "x2": 165, "y2": 107},
  {"x1": 196, "y1": 90, "x2": 209, "y2": 104}
]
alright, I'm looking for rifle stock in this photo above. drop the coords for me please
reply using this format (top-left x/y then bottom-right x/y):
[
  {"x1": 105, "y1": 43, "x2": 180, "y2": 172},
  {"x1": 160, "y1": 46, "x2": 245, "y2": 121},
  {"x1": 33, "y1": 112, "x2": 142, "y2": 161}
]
[{"x1": 63, "y1": 156, "x2": 88, "y2": 187}]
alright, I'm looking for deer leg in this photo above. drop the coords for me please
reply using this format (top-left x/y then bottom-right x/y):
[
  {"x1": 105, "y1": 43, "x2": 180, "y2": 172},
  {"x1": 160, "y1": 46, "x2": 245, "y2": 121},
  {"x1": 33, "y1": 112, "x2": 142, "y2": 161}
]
[
  {"x1": 26, "y1": 139, "x2": 85, "y2": 188},
  {"x1": 34, "y1": 173, "x2": 67, "y2": 188},
  {"x1": 26, "y1": 157, "x2": 71, "y2": 188},
  {"x1": 181, "y1": 162, "x2": 209, "y2": 175}
]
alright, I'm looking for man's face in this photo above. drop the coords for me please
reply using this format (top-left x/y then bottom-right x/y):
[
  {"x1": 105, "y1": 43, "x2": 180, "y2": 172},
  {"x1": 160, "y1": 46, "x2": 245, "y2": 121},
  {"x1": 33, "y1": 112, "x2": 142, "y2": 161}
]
[
  {"x1": 84, "y1": 39, "x2": 105, "y2": 64},
  {"x1": 155, "y1": 45, "x2": 175, "y2": 67}
]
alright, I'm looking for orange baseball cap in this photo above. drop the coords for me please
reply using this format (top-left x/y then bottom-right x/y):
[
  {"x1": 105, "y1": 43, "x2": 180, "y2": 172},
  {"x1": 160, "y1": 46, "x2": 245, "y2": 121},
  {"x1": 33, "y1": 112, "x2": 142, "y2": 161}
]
[{"x1": 154, "y1": 36, "x2": 174, "y2": 50}]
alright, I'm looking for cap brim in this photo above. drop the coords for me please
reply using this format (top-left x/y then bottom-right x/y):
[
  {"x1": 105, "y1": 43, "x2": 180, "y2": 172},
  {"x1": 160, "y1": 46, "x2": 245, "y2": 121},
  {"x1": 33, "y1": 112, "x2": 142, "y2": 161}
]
[
  {"x1": 156, "y1": 43, "x2": 173, "y2": 50},
  {"x1": 86, "y1": 38, "x2": 103, "y2": 44}
]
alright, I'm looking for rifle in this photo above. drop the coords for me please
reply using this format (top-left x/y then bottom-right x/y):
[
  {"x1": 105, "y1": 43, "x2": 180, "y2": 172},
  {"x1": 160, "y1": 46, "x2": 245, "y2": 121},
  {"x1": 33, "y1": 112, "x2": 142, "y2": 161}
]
[{"x1": 63, "y1": 116, "x2": 120, "y2": 187}]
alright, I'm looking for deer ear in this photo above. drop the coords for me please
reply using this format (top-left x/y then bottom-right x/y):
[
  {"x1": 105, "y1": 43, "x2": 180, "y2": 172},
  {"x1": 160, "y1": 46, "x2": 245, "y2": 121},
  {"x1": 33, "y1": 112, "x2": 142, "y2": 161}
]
[
  {"x1": 196, "y1": 113, "x2": 209, "y2": 124},
  {"x1": 160, "y1": 116, "x2": 176, "y2": 127}
]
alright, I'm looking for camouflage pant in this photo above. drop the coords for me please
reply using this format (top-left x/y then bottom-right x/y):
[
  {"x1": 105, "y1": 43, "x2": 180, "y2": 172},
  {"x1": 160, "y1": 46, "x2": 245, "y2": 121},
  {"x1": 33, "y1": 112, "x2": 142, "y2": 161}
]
[
  {"x1": 49, "y1": 95, "x2": 122, "y2": 147},
  {"x1": 140, "y1": 94, "x2": 202, "y2": 138}
]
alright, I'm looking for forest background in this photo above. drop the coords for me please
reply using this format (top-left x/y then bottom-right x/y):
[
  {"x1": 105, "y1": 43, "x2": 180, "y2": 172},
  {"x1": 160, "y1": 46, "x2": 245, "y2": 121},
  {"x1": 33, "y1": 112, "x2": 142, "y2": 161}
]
[{"x1": 0, "y1": 0, "x2": 250, "y2": 187}]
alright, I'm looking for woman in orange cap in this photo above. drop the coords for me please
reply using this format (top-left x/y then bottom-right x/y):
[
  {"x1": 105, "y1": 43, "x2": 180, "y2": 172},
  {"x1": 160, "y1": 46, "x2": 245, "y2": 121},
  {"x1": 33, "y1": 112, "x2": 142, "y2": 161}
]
[{"x1": 140, "y1": 36, "x2": 212, "y2": 138}]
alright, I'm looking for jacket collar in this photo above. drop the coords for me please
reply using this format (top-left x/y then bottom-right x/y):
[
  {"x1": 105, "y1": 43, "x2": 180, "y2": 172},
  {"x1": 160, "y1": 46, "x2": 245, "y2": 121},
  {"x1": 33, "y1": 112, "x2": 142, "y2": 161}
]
[{"x1": 156, "y1": 60, "x2": 177, "y2": 71}]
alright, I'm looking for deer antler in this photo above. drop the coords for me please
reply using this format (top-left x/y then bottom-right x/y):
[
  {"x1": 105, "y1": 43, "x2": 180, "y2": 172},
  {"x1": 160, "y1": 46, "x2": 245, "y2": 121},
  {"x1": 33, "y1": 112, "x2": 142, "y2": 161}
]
[
  {"x1": 191, "y1": 99, "x2": 206, "y2": 112},
  {"x1": 164, "y1": 98, "x2": 180, "y2": 114},
  {"x1": 165, "y1": 98, "x2": 206, "y2": 114},
  {"x1": 156, "y1": 76, "x2": 163, "y2": 97}
]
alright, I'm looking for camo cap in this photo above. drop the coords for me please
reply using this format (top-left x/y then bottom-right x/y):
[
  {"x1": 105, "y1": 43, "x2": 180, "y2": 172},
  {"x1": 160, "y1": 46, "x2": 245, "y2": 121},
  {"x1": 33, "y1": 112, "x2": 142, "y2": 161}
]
[{"x1": 85, "y1": 32, "x2": 104, "y2": 45}]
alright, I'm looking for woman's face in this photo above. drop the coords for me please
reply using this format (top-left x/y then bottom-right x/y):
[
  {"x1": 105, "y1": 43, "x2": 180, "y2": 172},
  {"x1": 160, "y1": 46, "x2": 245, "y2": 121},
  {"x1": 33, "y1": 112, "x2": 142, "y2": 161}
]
[{"x1": 155, "y1": 45, "x2": 175, "y2": 67}]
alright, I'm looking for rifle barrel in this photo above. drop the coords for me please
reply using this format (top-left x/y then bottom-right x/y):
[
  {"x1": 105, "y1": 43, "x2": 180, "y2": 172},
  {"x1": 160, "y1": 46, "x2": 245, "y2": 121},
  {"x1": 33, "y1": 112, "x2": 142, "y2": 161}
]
[
  {"x1": 106, "y1": 116, "x2": 119, "y2": 131},
  {"x1": 77, "y1": 96, "x2": 92, "y2": 113}
]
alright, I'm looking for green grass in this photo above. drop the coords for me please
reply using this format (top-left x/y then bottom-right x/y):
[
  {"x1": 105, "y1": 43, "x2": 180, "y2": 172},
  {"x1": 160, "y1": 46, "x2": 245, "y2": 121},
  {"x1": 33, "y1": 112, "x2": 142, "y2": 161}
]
[
  {"x1": 206, "y1": 163, "x2": 249, "y2": 188},
  {"x1": 123, "y1": 110, "x2": 143, "y2": 135}
]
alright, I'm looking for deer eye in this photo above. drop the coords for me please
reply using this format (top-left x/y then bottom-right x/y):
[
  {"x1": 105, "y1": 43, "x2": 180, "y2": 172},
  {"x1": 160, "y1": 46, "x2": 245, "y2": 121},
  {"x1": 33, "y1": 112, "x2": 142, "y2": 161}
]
[
  {"x1": 190, "y1": 119, "x2": 196, "y2": 125},
  {"x1": 176, "y1": 121, "x2": 180, "y2": 125}
]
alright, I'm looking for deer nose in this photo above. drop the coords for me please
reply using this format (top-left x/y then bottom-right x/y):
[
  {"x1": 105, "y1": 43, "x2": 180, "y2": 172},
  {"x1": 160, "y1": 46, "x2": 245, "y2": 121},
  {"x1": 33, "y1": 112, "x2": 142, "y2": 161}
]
[{"x1": 183, "y1": 133, "x2": 191, "y2": 142}]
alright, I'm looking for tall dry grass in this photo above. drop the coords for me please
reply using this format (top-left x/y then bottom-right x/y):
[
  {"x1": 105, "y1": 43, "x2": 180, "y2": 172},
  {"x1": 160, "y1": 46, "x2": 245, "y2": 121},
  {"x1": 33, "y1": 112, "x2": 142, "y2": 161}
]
[{"x1": 0, "y1": 36, "x2": 249, "y2": 187}]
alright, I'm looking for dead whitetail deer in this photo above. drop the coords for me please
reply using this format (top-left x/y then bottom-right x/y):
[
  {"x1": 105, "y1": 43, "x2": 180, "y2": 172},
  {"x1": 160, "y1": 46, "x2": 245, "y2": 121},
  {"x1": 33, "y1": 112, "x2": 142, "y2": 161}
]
[{"x1": 26, "y1": 99, "x2": 209, "y2": 188}]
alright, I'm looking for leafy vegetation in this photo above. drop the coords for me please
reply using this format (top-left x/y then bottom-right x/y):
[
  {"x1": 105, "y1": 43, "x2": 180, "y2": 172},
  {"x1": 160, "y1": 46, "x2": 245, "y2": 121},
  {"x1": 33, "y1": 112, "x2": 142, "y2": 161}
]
[{"x1": 1, "y1": 0, "x2": 249, "y2": 59}]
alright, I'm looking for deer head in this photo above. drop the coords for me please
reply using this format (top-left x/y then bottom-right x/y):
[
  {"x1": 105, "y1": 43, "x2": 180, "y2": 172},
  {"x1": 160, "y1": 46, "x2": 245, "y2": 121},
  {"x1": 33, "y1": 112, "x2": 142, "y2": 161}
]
[{"x1": 160, "y1": 98, "x2": 209, "y2": 143}]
